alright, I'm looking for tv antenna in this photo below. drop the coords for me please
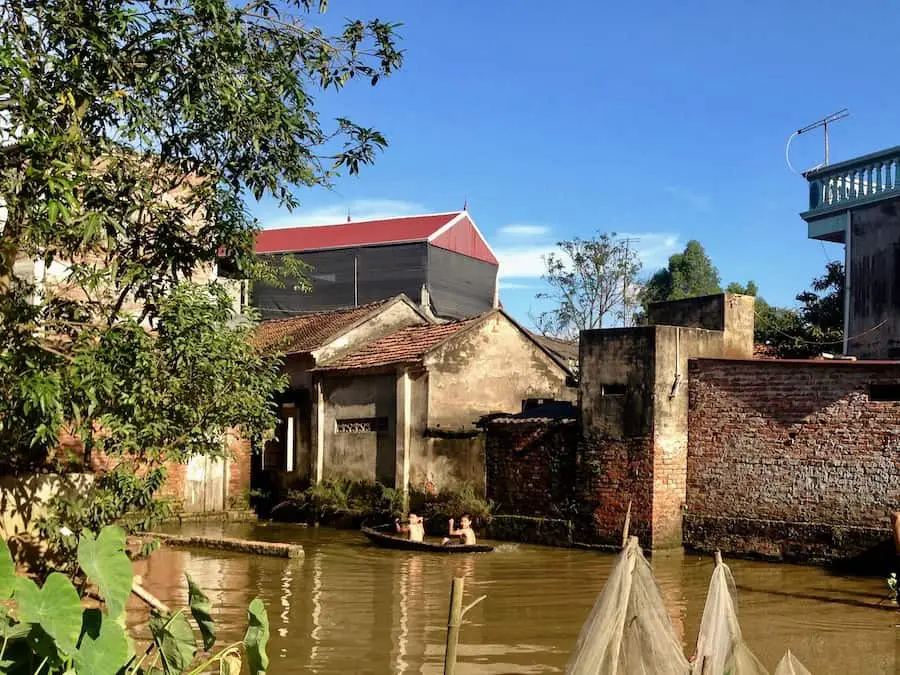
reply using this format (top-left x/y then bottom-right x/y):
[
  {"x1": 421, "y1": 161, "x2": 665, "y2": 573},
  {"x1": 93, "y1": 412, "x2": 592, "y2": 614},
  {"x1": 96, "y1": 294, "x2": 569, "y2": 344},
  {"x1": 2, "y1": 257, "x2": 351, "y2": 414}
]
[{"x1": 785, "y1": 108, "x2": 849, "y2": 176}]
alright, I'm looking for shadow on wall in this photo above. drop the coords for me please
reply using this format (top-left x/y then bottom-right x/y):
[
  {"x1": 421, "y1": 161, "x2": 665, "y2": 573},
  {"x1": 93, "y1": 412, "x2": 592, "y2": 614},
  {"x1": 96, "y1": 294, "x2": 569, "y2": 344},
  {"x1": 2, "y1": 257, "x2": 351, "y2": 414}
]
[{"x1": 0, "y1": 473, "x2": 94, "y2": 563}]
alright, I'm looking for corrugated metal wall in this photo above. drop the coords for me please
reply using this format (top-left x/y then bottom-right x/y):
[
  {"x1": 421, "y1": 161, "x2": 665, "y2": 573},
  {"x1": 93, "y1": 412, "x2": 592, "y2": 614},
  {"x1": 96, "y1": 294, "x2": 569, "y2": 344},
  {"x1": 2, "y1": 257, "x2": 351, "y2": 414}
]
[
  {"x1": 252, "y1": 244, "x2": 427, "y2": 319},
  {"x1": 427, "y1": 245, "x2": 497, "y2": 319}
]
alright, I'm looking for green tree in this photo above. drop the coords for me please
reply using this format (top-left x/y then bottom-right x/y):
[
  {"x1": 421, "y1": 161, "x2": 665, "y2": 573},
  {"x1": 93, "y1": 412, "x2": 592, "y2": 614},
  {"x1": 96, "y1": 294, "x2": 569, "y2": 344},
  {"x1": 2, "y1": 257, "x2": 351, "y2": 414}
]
[
  {"x1": 725, "y1": 280, "x2": 759, "y2": 297},
  {"x1": 640, "y1": 240, "x2": 722, "y2": 309},
  {"x1": 0, "y1": 0, "x2": 402, "y2": 540},
  {"x1": 750, "y1": 262, "x2": 844, "y2": 358},
  {"x1": 534, "y1": 233, "x2": 642, "y2": 337}
]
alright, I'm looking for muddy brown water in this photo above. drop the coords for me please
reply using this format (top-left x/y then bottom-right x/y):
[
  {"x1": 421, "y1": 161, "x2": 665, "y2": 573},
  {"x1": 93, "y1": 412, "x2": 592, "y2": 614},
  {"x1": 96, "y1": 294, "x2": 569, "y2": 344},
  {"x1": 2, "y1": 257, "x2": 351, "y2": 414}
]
[{"x1": 128, "y1": 522, "x2": 897, "y2": 673}]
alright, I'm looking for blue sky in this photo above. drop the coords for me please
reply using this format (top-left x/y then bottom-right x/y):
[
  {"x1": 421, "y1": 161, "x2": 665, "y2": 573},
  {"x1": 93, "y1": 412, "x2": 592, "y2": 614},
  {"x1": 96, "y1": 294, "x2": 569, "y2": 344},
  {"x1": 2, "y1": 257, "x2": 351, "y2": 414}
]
[{"x1": 252, "y1": 0, "x2": 900, "y2": 326}]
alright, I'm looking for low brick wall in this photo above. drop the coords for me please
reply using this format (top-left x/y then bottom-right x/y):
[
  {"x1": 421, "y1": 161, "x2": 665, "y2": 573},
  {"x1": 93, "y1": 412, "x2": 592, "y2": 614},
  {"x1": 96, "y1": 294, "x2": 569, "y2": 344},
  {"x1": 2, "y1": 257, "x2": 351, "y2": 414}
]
[
  {"x1": 686, "y1": 358, "x2": 900, "y2": 563},
  {"x1": 148, "y1": 532, "x2": 303, "y2": 558},
  {"x1": 484, "y1": 420, "x2": 577, "y2": 517}
]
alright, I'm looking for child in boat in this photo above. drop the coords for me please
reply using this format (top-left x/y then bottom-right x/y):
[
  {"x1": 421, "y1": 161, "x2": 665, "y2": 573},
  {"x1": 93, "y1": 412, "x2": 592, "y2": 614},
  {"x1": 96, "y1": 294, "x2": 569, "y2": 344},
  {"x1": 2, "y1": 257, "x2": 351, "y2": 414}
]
[
  {"x1": 395, "y1": 513, "x2": 425, "y2": 542},
  {"x1": 442, "y1": 515, "x2": 476, "y2": 545}
]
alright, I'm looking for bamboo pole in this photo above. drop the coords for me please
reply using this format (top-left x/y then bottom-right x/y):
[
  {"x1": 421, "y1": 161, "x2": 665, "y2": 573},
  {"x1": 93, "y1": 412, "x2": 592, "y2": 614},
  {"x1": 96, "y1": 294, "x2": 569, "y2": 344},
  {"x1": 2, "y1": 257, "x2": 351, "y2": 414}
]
[
  {"x1": 608, "y1": 537, "x2": 638, "y2": 675},
  {"x1": 131, "y1": 575, "x2": 171, "y2": 615},
  {"x1": 443, "y1": 577, "x2": 465, "y2": 675}
]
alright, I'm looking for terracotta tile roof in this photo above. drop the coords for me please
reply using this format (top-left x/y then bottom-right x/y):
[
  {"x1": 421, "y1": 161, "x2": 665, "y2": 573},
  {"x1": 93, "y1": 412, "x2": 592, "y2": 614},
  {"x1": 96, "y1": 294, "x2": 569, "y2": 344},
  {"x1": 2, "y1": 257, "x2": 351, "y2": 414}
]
[
  {"x1": 317, "y1": 316, "x2": 483, "y2": 370},
  {"x1": 252, "y1": 300, "x2": 390, "y2": 355},
  {"x1": 529, "y1": 333, "x2": 579, "y2": 363}
]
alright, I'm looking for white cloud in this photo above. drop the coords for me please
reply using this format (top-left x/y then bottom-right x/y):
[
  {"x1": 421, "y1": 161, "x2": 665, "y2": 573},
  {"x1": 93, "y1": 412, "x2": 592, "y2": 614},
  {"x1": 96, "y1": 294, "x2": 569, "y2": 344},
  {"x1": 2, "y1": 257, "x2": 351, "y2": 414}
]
[
  {"x1": 496, "y1": 232, "x2": 681, "y2": 279},
  {"x1": 263, "y1": 199, "x2": 426, "y2": 229},
  {"x1": 498, "y1": 224, "x2": 549, "y2": 237},
  {"x1": 496, "y1": 246, "x2": 554, "y2": 279},
  {"x1": 663, "y1": 185, "x2": 712, "y2": 212},
  {"x1": 499, "y1": 280, "x2": 536, "y2": 291}
]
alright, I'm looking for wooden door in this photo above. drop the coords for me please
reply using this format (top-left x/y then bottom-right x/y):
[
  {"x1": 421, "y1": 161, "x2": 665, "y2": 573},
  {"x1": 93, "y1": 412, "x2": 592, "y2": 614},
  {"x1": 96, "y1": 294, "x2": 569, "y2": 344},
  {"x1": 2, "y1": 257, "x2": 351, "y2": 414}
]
[{"x1": 184, "y1": 455, "x2": 226, "y2": 512}]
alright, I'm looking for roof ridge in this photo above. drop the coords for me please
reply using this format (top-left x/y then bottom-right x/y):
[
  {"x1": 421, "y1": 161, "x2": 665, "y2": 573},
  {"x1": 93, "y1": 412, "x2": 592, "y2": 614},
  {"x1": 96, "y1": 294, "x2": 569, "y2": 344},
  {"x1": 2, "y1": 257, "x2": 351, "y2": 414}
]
[
  {"x1": 257, "y1": 299, "x2": 388, "y2": 326},
  {"x1": 262, "y1": 210, "x2": 463, "y2": 232}
]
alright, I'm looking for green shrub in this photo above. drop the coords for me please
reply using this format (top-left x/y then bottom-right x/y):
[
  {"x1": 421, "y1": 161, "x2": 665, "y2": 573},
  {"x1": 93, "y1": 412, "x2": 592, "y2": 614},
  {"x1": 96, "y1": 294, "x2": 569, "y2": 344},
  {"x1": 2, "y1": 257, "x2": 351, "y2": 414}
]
[
  {"x1": 287, "y1": 478, "x2": 403, "y2": 521},
  {"x1": 0, "y1": 525, "x2": 269, "y2": 674},
  {"x1": 410, "y1": 483, "x2": 493, "y2": 532}
]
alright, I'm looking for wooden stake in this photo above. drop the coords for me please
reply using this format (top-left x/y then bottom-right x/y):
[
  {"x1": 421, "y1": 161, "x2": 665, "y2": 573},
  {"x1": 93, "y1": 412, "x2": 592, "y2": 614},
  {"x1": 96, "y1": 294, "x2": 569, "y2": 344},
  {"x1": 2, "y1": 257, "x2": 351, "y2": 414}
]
[
  {"x1": 443, "y1": 577, "x2": 465, "y2": 675},
  {"x1": 621, "y1": 500, "x2": 632, "y2": 549}
]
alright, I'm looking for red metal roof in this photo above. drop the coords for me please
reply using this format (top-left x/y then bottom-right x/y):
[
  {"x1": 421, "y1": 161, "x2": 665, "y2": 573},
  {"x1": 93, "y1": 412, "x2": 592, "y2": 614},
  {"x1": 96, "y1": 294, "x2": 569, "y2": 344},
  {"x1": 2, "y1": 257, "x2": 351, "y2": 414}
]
[{"x1": 255, "y1": 211, "x2": 498, "y2": 265}]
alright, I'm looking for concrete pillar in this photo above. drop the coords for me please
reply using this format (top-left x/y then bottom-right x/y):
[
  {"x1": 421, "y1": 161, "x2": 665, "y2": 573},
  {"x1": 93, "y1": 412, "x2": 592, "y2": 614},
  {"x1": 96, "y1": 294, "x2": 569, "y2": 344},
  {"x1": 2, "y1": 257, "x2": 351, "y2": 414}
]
[
  {"x1": 311, "y1": 376, "x2": 325, "y2": 484},
  {"x1": 395, "y1": 368, "x2": 412, "y2": 506}
]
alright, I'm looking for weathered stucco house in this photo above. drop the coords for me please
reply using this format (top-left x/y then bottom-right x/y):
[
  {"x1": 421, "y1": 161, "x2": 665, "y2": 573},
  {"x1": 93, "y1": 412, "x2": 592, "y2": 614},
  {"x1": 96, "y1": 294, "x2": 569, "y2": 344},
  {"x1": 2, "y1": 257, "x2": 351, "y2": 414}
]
[{"x1": 252, "y1": 298, "x2": 575, "y2": 497}]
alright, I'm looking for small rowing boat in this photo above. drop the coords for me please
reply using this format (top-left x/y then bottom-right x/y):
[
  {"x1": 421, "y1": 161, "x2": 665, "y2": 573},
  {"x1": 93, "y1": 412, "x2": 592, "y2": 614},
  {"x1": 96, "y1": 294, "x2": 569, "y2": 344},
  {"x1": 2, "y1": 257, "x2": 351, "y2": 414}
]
[{"x1": 361, "y1": 524, "x2": 494, "y2": 553}]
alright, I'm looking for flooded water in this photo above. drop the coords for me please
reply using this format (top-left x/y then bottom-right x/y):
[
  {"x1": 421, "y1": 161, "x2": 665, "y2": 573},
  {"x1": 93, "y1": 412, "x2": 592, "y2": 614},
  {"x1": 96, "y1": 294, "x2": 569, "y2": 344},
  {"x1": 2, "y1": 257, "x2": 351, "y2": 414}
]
[{"x1": 128, "y1": 523, "x2": 898, "y2": 674}]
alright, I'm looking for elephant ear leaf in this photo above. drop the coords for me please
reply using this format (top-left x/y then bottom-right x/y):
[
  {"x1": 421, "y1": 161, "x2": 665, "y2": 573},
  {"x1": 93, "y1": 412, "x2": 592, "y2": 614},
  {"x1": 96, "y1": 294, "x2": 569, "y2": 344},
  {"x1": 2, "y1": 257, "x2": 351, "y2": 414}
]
[
  {"x1": 77, "y1": 526, "x2": 132, "y2": 619},
  {"x1": 14, "y1": 574, "x2": 82, "y2": 656},
  {"x1": 0, "y1": 537, "x2": 15, "y2": 600},
  {"x1": 150, "y1": 611, "x2": 197, "y2": 672},
  {"x1": 74, "y1": 610, "x2": 133, "y2": 675},
  {"x1": 187, "y1": 574, "x2": 216, "y2": 651},
  {"x1": 243, "y1": 598, "x2": 269, "y2": 675}
]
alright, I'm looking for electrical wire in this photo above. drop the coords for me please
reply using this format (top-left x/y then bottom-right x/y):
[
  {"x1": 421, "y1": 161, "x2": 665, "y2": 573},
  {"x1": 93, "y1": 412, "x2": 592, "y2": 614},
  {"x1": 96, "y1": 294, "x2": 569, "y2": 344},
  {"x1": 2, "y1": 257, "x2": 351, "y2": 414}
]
[
  {"x1": 754, "y1": 308, "x2": 886, "y2": 346},
  {"x1": 785, "y1": 130, "x2": 801, "y2": 177}
]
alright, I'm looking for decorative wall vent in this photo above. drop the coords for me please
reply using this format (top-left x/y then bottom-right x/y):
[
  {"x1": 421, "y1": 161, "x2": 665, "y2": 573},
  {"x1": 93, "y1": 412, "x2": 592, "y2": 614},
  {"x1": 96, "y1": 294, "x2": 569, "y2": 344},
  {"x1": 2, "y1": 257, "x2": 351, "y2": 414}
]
[{"x1": 335, "y1": 417, "x2": 388, "y2": 433}]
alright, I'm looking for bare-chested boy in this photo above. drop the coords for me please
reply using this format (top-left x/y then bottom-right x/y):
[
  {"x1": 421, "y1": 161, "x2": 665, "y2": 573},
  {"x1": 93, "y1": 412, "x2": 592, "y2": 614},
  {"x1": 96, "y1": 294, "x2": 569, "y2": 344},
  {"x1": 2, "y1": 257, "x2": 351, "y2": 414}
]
[
  {"x1": 443, "y1": 514, "x2": 476, "y2": 545},
  {"x1": 395, "y1": 513, "x2": 425, "y2": 542}
]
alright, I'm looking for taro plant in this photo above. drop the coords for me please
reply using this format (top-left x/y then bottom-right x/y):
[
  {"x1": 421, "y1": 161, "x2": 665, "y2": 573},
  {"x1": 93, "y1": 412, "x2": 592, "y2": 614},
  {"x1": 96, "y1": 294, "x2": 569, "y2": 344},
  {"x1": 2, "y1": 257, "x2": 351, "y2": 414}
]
[{"x1": 0, "y1": 526, "x2": 269, "y2": 674}]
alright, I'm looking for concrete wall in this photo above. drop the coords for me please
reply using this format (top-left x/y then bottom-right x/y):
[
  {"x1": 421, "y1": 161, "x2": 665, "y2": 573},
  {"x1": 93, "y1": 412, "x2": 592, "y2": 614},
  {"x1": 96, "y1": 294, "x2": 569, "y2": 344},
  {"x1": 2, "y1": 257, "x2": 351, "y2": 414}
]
[
  {"x1": 848, "y1": 199, "x2": 900, "y2": 358},
  {"x1": 577, "y1": 294, "x2": 752, "y2": 548},
  {"x1": 0, "y1": 473, "x2": 94, "y2": 562},
  {"x1": 578, "y1": 327, "x2": 656, "y2": 546},
  {"x1": 648, "y1": 293, "x2": 754, "y2": 358},
  {"x1": 416, "y1": 435, "x2": 486, "y2": 494},
  {"x1": 321, "y1": 374, "x2": 397, "y2": 485},
  {"x1": 425, "y1": 313, "x2": 573, "y2": 429},
  {"x1": 650, "y1": 326, "x2": 730, "y2": 547},
  {"x1": 685, "y1": 358, "x2": 900, "y2": 563}
]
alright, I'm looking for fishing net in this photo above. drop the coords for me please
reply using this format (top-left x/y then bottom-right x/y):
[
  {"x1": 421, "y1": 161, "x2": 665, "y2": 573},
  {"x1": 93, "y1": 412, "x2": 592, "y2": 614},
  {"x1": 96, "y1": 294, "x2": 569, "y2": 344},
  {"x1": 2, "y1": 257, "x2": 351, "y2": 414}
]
[
  {"x1": 566, "y1": 536, "x2": 690, "y2": 675},
  {"x1": 773, "y1": 651, "x2": 812, "y2": 675},
  {"x1": 692, "y1": 553, "x2": 767, "y2": 675}
]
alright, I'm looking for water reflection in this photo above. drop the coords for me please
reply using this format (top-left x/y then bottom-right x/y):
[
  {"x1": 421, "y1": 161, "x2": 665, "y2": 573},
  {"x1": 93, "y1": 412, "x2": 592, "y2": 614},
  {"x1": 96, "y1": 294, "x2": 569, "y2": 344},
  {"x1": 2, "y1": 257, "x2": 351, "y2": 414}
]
[{"x1": 130, "y1": 523, "x2": 898, "y2": 674}]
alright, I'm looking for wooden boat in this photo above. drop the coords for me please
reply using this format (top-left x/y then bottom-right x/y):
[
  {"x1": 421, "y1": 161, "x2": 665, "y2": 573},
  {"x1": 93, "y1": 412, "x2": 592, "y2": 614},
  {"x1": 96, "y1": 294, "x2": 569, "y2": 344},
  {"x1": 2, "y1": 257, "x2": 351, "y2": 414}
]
[{"x1": 361, "y1": 524, "x2": 494, "y2": 553}]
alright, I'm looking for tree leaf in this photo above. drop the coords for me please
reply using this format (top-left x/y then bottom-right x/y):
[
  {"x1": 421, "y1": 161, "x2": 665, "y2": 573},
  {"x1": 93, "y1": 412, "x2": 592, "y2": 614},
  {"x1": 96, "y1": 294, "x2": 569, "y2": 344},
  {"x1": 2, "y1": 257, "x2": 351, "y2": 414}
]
[
  {"x1": 77, "y1": 526, "x2": 132, "y2": 619},
  {"x1": 150, "y1": 611, "x2": 196, "y2": 672},
  {"x1": 243, "y1": 598, "x2": 269, "y2": 675},
  {"x1": 0, "y1": 537, "x2": 16, "y2": 599},
  {"x1": 186, "y1": 574, "x2": 216, "y2": 651},
  {"x1": 14, "y1": 573, "x2": 82, "y2": 656},
  {"x1": 74, "y1": 609, "x2": 133, "y2": 675}
]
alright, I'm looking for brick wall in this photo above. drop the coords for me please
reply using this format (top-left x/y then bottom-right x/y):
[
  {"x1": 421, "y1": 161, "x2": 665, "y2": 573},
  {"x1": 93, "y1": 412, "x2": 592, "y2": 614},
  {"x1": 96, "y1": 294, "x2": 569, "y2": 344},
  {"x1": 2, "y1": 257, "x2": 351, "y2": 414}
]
[
  {"x1": 686, "y1": 358, "x2": 900, "y2": 562},
  {"x1": 227, "y1": 432, "x2": 252, "y2": 504},
  {"x1": 577, "y1": 433, "x2": 654, "y2": 546},
  {"x1": 484, "y1": 421, "x2": 577, "y2": 517}
]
